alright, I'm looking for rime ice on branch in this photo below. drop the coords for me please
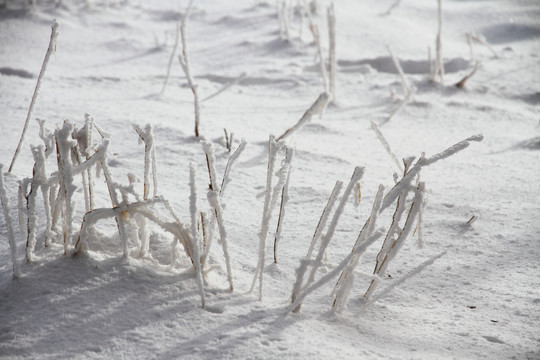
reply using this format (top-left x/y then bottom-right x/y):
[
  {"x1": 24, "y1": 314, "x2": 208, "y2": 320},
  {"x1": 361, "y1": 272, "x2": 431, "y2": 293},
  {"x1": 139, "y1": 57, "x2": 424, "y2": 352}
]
[{"x1": 9, "y1": 20, "x2": 59, "y2": 173}]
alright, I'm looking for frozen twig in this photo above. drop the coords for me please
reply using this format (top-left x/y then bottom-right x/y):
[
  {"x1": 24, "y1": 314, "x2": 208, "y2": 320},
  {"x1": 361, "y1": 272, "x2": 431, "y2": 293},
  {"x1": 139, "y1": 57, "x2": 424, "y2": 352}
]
[
  {"x1": 177, "y1": 0, "x2": 201, "y2": 137},
  {"x1": 381, "y1": 134, "x2": 483, "y2": 212},
  {"x1": 274, "y1": 147, "x2": 294, "y2": 263},
  {"x1": 55, "y1": 121, "x2": 78, "y2": 255},
  {"x1": 276, "y1": 92, "x2": 330, "y2": 141},
  {"x1": 189, "y1": 163, "x2": 206, "y2": 308},
  {"x1": 435, "y1": 0, "x2": 444, "y2": 84},
  {"x1": 201, "y1": 72, "x2": 247, "y2": 102},
  {"x1": 306, "y1": 180, "x2": 342, "y2": 260},
  {"x1": 381, "y1": 86, "x2": 416, "y2": 126},
  {"x1": 220, "y1": 140, "x2": 247, "y2": 194},
  {"x1": 251, "y1": 136, "x2": 283, "y2": 299},
  {"x1": 370, "y1": 121, "x2": 403, "y2": 173},
  {"x1": 202, "y1": 141, "x2": 234, "y2": 292},
  {"x1": 161, "y1": 22, "x2": 181, "y2": 95},
  {"x1": 387, "y1": 45, "x2": 411, "y2": 96},
  {"x1": 133, "y1": 124, "x2": 158, "y2": 199},
  {"x1": 9, "y1": 20, "x2": 59, "y2": 173},
  {"x1": 327, "y1": 3, "x2": 336, "y2": 102},
  {"x1": 382, "y1": 0, "x2": 402, "y2": 16},
  {"x1": 200, "y1": 140, "x2": 246, "y2": 267},
  {"x1": 469, "y1": 32, "x2": 498, "y2": 58},
  {"x1": 286, "y1": 230, "x2": 382, "y2": 315},
  {"x1": 455, "y1": 61, "x2": 481, "y2": 88},
  {"x1": 306, "y1": 167, "x2": 365, "y2": 287},
  {"x1": 332, "y1": 185, "x2": 385, "y2": 313}
]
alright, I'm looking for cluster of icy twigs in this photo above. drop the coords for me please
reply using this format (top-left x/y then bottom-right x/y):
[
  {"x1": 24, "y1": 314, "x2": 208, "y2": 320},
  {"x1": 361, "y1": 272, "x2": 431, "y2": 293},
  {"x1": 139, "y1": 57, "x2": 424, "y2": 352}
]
[
  {"x1": 0, "y1": 115, "x2": 482, "y2": 315},
  {"x1": 286, "y1": 133, "x2": 483, "y2": 314}
]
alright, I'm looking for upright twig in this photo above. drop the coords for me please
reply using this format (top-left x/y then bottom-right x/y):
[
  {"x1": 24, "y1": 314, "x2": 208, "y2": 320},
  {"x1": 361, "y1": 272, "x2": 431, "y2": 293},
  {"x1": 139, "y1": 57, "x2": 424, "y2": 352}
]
[
  {"x1": 327, "y1": 3, "x2": 336, "y2": 102},
  {"x1": 455, "y1": 61, "x2": 481, "y2": 88},
  {"x1": 202, "y1": 141, "x2": 235, "y2": 292},
  {"x1": 435, "y1": 0, "x2": 444, "y2": 84},
  {"x1": 161, "y1": 22, "x2": 181, "y2": 95},
  {"x1": 332, "y1": 184, "x2": 385, "y2": 314},
  {"x1": 189, "y1": 162, "x2": 206, "y2": 309},
  {"x1": 382, "y1": 0, "x2": 402, "y2": 16},
  {"x1": 370, "y1": 121, "x2": 403, "y2": 173},
  {"x1": 200, "y1": 140, "x2": 246, "y2": 268},
  {"x1": 133, "y1": 124, "x2": 158, "y2": 200},
  {"x1": 55, "y1": 121, "x2": 77, "y2": 255},
  {"x1": 387, "y1": 45, "x2": 411, "y2": 97},
  {"x1": 9, "y1": 20, "x2": 59, "y2": 173},
  {"x1": 273, "y1": 147, "x2": 294, "y2": 263},
  {"x1": 201, "y1": 73, "x2": 247, "y2": 102},
  {"x1": 305, "y1": 180, "x2": 342, "y2": 260},
  {"x1": 177, "y1": 0, "x2": 201, "y2": 137},
  {"x1": 305, "y1": 166, "x2": 364, "y2": 287},
  {"x1": 250, "y1": 136, "x2": 283, "y2": 300}
]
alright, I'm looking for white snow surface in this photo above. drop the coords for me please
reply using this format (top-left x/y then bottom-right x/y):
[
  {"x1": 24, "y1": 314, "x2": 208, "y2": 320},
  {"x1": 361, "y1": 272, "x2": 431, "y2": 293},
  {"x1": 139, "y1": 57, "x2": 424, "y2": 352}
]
[{"x1": 1, "y1": 0, "x2": 539, "y2": 359}]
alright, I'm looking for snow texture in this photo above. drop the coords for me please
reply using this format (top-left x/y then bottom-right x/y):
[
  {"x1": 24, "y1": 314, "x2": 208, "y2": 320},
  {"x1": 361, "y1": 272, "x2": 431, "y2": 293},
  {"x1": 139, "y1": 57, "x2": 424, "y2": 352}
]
[{"x1": 0, "y1": 0, "x2": 539, "y2": 359}]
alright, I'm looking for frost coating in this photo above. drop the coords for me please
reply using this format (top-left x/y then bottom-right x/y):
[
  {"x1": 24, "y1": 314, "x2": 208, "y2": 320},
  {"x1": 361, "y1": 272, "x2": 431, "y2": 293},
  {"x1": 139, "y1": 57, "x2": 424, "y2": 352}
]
[
  {"x1": 9, "y1": 20, "x2": 59, "y2": 173},
  {"x1": 251, "y1": 135, "x2": 283, "y2": 300},
  {"x1": 189, "y1": 163, "x2": 206, "y2": 309}
]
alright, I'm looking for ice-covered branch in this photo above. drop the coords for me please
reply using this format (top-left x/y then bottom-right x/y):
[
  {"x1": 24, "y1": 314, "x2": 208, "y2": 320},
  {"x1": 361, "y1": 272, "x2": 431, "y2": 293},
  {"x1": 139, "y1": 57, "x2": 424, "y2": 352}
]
[
  {"x1": 178, "y1": 0, "x2": 201, "y2": 137},
  {"x1": 306, "y1": 166, "x2": 365, "y2": 287},
  {"x1": 9, "y1": 20, "x2": 59, "y2": 173},
  {"x1": 251, "y1": 136, "x2": 283, "y2": 299},
  {"x1": 327, "y1": 3, "x2": 337, "y2": 102},
  {"x1": 381, "y1": 134, "x2": 483, "y2": 212},
  {"x1": 276, "y1": 92, "x2": 330, "y2": 142},
  {"x1": 274, "y1": 147, "x2": 294, "y2": 263},
  {"x1": 370, "y1": 121, "x2": 403, "y2": 173},
  {"x1": 189, "y1": 163, "x2": 206, "y2": 308}
]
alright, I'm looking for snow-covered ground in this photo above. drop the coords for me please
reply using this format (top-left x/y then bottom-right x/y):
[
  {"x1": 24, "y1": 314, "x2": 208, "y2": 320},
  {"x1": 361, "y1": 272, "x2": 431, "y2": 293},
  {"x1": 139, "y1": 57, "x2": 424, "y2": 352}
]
[{"x1": 1, "y1": 0, "x2": 539, "y2": 359}]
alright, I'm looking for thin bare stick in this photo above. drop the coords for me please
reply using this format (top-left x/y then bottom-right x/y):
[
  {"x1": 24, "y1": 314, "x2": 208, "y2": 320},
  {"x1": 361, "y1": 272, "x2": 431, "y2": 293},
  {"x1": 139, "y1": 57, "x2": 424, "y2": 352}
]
[
  {"x1": 380, "y1": 87, "x2": 416, "y2": 126},
  {"x1": 250, "y1": 136, "x2": 282, "y2": 299},
  {"x1": 273, "y1": 147, "x2": 294, "y2": 263},
  {"x1": 276, "y1": 92, "x2": 330, "y2": 141},
  {"x1": 382, "y1": 0, "x2": 402, "y2": 16},
  {"x1": 470, "y1": 33, "x2": 498, "y2": 58},
  {"x1": 177, "y1": 0, "x2": 201, "y2": 137},
  {"x1": 455, "y1": 61, "x2": 481, "y2": 88},
  {"x1": 306, "y1": 167, "x2": 365, "y2": 287},
  {"x1": 381, "y1": 134, "x2": 483, "y2": 212},
  {"x1": 428, "y1": 46, "x2": 435, "y2": 82},
  {"x1": 387, "y1": 45, "x2": 410, "y2": 96},
  {"x1": 306, "y1": 180, "x2": 342, "y2": 260},
  {"x1": 332, "y1": 184, "x2": 385, "y2": 313},
  {"x1": 201, "y1": 72, "x2": 247, "y2": 102},
  {"x1": 466, "y1": 32, "x2": 475, "y2": 62},
  {"x1": 286, "y1": 230, "x2": 382, "y2": 315},
  {"x1": 189, "y1": 163, "x2": 206, "y2": 308},
  {"x1": 9, "y1": 20, "x2": 59, "y2": 173},
  {"x1": 160, "y1": 22, "x2": 181, "y2": 95},
  {"x1": 435, "y1": 0, "x2": 444, "y2": 84},
  {"x1": 202, "y1": 141, "x2": 234, "y2": 292},
  {"x1": 327, "y1": 3, "x2": 336, "y2": 102},
  {"x1": 370, "y1": 121, "x2": 403, "y2": 173}
]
